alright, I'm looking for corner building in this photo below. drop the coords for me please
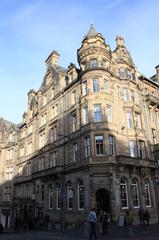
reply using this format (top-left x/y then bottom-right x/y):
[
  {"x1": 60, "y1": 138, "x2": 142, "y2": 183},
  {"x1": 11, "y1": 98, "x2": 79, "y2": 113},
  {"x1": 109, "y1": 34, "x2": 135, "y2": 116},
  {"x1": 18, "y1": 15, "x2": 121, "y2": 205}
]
[{"x1": 1, "y1": 25, "x2": 159, "y2": 229}]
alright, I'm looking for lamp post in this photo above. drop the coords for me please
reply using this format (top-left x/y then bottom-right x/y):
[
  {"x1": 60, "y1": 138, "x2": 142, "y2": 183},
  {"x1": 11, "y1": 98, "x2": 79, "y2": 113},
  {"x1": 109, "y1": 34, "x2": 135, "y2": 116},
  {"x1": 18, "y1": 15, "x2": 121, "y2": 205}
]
[{"x1": 58, "y1": 133, "x2": 68, "y2": 233}]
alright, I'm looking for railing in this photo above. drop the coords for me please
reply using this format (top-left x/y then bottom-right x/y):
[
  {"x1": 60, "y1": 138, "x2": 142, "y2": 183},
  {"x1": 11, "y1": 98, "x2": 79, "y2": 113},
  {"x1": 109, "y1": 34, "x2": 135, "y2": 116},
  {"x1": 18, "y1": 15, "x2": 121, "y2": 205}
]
[
  {"x1": 145, "y1": 94, "x2": 159, "y2": 106},
  {"x1": 116, "y1": 155, "x2": 157, "y2": 168},
  {"x1": 83, "y1": 61, "x2": 109, "y2": 71}
]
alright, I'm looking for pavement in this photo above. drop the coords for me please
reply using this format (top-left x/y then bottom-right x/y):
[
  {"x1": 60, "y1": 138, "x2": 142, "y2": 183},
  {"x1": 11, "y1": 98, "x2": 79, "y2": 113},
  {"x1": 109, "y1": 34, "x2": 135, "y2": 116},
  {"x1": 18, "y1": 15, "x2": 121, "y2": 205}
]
[{"x1": 1, "y1": 223, "x2": 159, "y2": 240}]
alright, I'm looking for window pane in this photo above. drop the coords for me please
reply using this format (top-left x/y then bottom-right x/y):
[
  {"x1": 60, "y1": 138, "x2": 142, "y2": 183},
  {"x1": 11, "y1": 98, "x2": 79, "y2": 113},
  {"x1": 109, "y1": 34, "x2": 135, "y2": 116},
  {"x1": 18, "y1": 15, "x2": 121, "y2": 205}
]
[
  {"x1": 120, "y1": 178, "x2": 128, "y2": 208},
  {"x1": 95, "y1": 136, "x2": 104, "y2": 155}
]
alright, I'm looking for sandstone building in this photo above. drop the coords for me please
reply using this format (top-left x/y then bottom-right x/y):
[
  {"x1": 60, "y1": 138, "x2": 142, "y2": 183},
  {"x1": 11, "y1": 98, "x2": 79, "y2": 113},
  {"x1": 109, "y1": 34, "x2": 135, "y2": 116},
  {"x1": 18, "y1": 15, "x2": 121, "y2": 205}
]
[{"x1": 0, "y1": 25, "x2": 159, "y2": 229}]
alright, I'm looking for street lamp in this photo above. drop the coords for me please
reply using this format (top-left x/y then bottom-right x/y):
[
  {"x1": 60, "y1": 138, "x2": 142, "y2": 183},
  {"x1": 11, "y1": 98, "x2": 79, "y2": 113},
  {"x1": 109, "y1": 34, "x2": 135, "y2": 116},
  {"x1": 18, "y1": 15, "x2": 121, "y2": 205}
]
[{"x1": 58, "y1": 133, "x2": 70, "y2": 233}]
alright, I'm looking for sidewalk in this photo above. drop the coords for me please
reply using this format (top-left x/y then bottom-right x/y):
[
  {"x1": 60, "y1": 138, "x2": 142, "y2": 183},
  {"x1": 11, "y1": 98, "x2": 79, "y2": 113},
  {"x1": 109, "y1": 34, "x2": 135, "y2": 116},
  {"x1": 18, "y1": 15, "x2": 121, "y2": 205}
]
[
  {"x1": 3, "y1": 223, "x2": 159, "y2": 239},
  {"x1": 31, "y1": 222, "x2": 159, "y2": 239}
]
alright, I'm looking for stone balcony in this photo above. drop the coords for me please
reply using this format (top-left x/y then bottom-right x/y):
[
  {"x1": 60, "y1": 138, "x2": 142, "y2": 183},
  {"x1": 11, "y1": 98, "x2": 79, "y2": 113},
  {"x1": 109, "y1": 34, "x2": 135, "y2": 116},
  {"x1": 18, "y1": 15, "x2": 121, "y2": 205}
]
[
  {"x1": 116, "y1": 155, "x2": 157, "y2": 169},
  {"x1": 145, "y1": 94, "x2": 159, "y2": 107}
]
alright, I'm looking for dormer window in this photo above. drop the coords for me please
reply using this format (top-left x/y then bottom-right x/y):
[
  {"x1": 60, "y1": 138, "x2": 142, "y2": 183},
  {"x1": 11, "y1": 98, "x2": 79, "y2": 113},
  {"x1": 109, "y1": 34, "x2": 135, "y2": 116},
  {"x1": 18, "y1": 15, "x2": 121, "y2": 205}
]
[
  {"x1": 69, "y1": 72, "x2": 73, "y2": 83},
  {"x1": 90, "y1": 59, "x2": 97, "y2": 68},
  {"x1": 43, "y1": 94, "x2": 47, "y2": 106},
  {"x1": 119, "y1": 67, "x2": 126, "y2": 79},
  {"x1": 127, "y1": 70, "x2": 133, "y2": 80}
]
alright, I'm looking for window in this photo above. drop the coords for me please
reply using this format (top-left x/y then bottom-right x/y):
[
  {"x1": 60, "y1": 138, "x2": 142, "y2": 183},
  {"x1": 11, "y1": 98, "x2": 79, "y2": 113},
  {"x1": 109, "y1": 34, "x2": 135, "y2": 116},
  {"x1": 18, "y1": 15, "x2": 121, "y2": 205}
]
[
  {"x1": 72, "y1": 113, "x2": 77, "y2": 132},
  {"x1": 126, "y1": 112, "x2": 133, "y2": 128},
  {"x1": 131, "y1": 179, "x2": 139, "y2": 207},
  {"x1": 83, "y1": 81, "x2": 88, "y2": 96},
  {"x1": 5, "y1": 166, "x2": 13, "y2": 180},
  {"x1": 72, "y1": 90, "x2": 76, "y2": 105},
  {"x1": 119, "y1": 67, "x2": 126, "y2": 79},
  {"x1": 50, "y1": 151, "x2": 56, "y2": 168},
  {"x1": 90, "y1": 59, "x2": 97, "y2": 68},
  {"x1": 152, "y1": 129, "x2": 156, "y2": 144},
  {"x1": 67, "y1": 183, "x2": 73, "y2": 210},
  {"x1": 41, "y1": 185, "x2": 44, "y2": 202},
  {"x1": 95, "y1": 136, "x2": 104, "y2": 155},
  {"x1": 39, "y1": 131, "x2": 45, "y2": 148},
  {"x1": 135, "y1": 113, "x2": 142, "y2": 129},
  {"x1": 129, "y1": 140, "x2": 135, "y2": 157},
  {"x1": 52, "y1": 104, "x2": 58, "y2": 119},
  {"x1": 120, "y1": 178, "x2": 128, "y2": 208},
  {"x1": 73, "y1": 143, "x2": 78, "y2": 161},
  {"x1": 49, "y1": 185, "x2": 53, "y2": 209},
  {"x1": 39, "y1": 156, "x2": 45, "y2": 171},
  {"x1": 84, "y1": 137, "x2": 91, "y2": 157},
  {"x1": 7, "y1": 149, "x2": 13, "y2": 160},
  {"x1": 21, "y1": 129, "x2": 25, "y2": 139},
  {"x1": 50, "y1": 126, "x2": 57, "y2": 142},
  {"x1": 78, "y1": 181, "x2": 84, "y2": 210},
  {"x1": 127, "y1": 70, "x2": 133, "y2": 80},
  {"x1": 41, "y1": 113, "x2": 47, "y2": 126},
  {"x1": 83, "y1": 106, "x2": 89, "y2": 124},
  {"x1": 51, "y1": 87, "x2": 55, "y2": 99},
  {"x1": 27, "y1": 142, "x2": 32, "y2": 155},
  {"x1": 130, "y1": 90, "x2": 135, "y2": 102},
  {"x1": 26, "y1": 162, "x2": 31, "y2": 176},
  {"x1": 107, "y1": 105, "x2": 112, "y2": 122},
  {"x1": 20, "y1": 146, "x2": 24, "y2": 157},
  {"x1": 92, "y1": 79, "x2": 100, "y2": 92},
  {"x1": 94, "y1": 104, "x2": 102, "y2": 122},
  {"x1": 57, "y1": 185, "x2": 61, "y2": 209},
  {"x1": 28, "y1": 124, "x2": 33, "y2": 135},
  {"x1": 138, "y1": 140, "x2": 145, "y2": 159},
  {"x1": 69, "y1": 72, "x2": 73, "y2": 83},
  {"x1": 108, "y1": 135, "x2": 115, "y2": 156},
  {"x1": 4, "y1": 186, "x2": 11, "y2": 201},
  {"x1": 144, "y1": 180, "x2": 151, "y2": 207},
  {"x1": 104, "y1": 80, "x2": 109, "y2": 93},
  {"x1": 123, "y1": 88, "x2": 129, "y2": 102},
  {"x1": 43, "y1": 94, "x2": 47, "y2": 106}
]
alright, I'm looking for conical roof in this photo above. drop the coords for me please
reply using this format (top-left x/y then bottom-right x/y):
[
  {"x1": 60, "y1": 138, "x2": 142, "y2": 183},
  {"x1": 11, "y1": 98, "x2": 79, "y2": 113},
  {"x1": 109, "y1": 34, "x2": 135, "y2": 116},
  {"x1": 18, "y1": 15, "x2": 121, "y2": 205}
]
[{"x1": 86, "y1": 24, "x2": 97, "y2": 37}]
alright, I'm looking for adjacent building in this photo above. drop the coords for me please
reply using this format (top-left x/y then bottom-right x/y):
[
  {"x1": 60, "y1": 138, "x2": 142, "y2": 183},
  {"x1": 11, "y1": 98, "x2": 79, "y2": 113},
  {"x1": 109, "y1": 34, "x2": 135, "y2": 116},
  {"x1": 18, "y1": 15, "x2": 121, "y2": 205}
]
[{"x1": 0, "y1": 25, "x2": 159, "y2": 229}]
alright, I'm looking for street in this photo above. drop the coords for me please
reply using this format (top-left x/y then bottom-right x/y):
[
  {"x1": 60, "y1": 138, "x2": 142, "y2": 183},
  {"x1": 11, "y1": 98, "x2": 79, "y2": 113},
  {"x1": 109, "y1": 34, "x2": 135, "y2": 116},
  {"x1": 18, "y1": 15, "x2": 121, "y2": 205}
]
[
  {"x1": 0, "y1": 231, "x2": 159, "y2": 240},
  {"x1": 0, "y1": 223, "x2": 159, "y2": 240}
]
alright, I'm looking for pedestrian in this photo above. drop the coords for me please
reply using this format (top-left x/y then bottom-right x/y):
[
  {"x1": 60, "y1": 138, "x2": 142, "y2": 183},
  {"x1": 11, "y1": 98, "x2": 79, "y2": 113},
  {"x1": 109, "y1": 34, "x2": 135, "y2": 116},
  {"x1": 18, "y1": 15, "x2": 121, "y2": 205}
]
[
  {"x1": 138, "y1": 207, "x2": 145, "y2": 226},
  {"x1": 144, "y1": 209, "x2": 150, "y2": 227},
  {"x1": 87, "y1": 208, "x2": 97, "y2": 240},
  {"x1": 98, "y1": 210, "x2": 104, "y2": 234},
  {"x1": 102, "y1": 211, "x2": 108, "y2": 235},
  {"x1": 0, "y1": 222, "x2": 3, "y2": 233}
]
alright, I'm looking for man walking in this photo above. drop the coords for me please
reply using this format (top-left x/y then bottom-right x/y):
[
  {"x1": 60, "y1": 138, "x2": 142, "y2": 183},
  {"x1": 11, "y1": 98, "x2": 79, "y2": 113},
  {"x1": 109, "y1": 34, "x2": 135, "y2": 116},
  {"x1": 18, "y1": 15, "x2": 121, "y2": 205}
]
[{"x1": 87, "y1": 208, "x2": 97, "y2": 240}]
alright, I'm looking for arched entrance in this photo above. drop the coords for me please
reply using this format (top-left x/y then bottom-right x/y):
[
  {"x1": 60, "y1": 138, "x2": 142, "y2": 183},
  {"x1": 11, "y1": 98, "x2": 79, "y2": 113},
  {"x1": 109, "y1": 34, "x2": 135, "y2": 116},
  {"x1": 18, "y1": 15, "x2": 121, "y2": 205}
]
[{"x1": 96, "y1": 189, "x2": 111, "y2": 213}]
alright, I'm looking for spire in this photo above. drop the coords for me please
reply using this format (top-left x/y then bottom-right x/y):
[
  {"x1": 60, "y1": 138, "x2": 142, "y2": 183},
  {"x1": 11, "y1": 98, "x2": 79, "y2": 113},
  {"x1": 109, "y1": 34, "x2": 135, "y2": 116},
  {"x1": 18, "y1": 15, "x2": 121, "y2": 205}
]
[{"x1": 86, "y1": 23, "x2": 97, "y2": 37}]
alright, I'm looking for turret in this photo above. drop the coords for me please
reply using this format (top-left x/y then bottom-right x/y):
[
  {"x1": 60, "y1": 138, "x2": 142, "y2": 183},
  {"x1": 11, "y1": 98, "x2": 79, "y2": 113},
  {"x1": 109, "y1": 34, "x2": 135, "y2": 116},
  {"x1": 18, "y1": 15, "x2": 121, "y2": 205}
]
[
  {"x1": 77, "y1": 24, "x2": 111, "y2": 71},
  {"x1": 155, "y1": 65, "x2": 159, "y2": 82}
]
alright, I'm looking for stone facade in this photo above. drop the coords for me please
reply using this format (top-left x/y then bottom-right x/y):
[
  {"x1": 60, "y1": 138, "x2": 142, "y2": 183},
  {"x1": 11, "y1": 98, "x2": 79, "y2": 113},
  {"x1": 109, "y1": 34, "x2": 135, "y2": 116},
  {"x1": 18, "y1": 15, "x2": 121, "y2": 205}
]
[{"x1": 0, "y1": 25, "x2": 159, "y2": 229}]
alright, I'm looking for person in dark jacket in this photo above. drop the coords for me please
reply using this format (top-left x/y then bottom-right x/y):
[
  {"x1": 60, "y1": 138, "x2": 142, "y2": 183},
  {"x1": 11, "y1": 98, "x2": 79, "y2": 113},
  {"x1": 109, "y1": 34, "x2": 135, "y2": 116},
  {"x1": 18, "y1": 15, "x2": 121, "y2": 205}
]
[
  {"x1": 138, "y1": 207, "x2": 145, "y2": 226},
  {"x1": 0, "y1": 223, "x2": 3, "y2": 233},
  {"x1": 144, "y1": 209, "x2": 150, "y2": 227}
]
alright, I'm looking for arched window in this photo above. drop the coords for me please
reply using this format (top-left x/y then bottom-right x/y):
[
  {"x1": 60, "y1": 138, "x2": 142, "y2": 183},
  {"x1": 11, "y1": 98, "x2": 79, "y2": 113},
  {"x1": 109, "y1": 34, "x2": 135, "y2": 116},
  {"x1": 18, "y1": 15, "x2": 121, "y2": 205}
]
[
  {"x1": 131, "y1": 178, "x2": 139, "y2": 208},
  {"x1": 120, "y1": 178, "x2": 128, "y2": 208},
  {"x1": 56, "y1": 184, "x2": 61, "y2": 210},
  {"x1": 49, "y1": 185, "x2": 53, "y2": 209},
  {"x1": 78, "y1": 181, "x2": 84, "y2": 210},
  {"x1": 67, "y1": 182, "x2": 73, "y2": 210},
  {"x1": 144, "y1": 180, "x2": 151, "y2": 207}
]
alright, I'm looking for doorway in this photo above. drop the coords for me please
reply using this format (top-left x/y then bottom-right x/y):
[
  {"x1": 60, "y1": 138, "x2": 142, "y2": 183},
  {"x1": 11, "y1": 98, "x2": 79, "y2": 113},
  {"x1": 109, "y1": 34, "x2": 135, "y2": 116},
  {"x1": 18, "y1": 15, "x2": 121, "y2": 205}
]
[{"x1": 96, "y1": 188, "x2": 111, "y2": 213}]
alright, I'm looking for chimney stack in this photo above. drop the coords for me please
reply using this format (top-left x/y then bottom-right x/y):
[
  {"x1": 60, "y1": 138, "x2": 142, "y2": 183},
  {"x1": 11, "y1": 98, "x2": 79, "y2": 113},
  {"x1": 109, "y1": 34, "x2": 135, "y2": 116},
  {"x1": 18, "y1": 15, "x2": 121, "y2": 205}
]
[
  {"x1": 45, "y1": 50, "x2": 60, "y2": 66},
  {"x1": 116, "y1": 35, "x2": 125, "y2": 47}
]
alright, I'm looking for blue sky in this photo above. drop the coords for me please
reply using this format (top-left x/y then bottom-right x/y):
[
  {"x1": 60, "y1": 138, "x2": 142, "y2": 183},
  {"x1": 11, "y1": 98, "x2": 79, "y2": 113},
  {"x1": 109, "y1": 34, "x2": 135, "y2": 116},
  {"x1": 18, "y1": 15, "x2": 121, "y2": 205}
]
[{"x1": 0, "y1": 0, "x2": 159, "y2": 123}]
